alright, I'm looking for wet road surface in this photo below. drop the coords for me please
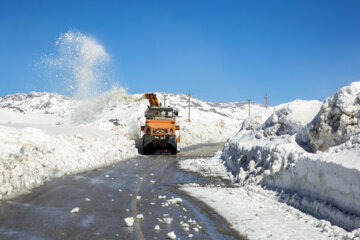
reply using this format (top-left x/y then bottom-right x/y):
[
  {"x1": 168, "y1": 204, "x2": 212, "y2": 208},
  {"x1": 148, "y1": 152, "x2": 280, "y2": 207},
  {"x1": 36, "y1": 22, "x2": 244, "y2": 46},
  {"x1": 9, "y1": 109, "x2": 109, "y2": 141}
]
[{"x1": 0, "y1": 143, "x2": 244, "y2": 240}]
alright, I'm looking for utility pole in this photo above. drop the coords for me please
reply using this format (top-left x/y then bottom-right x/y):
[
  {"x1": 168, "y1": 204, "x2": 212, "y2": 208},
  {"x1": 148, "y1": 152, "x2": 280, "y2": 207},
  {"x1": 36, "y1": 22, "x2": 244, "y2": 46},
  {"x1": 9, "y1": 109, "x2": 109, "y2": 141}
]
[
  {"x1": 247, "y1": 99, "x2": 251, "y2": 117},
  {"x1": 188, "y1": 90, "x2": 191, "y2": 122},
  {"x1": 265, "y1": 93, "x2": 268, "y2": 109},
  {"x1": 164, "y1": 94, "x2": 167, "y2": 107}
]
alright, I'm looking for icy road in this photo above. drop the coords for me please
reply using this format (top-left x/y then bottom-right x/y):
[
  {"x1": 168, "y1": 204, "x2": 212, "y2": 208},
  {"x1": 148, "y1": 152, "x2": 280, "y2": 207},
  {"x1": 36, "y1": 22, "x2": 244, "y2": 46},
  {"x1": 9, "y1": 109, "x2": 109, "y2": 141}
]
[{"x1": 0, "y1": 143, "x2": 245, "y2": 240}]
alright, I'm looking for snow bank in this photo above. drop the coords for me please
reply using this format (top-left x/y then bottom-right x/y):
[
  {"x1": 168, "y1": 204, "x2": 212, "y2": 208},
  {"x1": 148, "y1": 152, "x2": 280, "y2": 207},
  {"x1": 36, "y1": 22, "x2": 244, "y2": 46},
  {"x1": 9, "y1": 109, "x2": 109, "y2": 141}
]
[
  {"x1": 0, "y1": 123, "x2": 137, "y2": 200},
  {"x1": 221, "y1": 100, "x2": 322, "y2": 182},
  {"x1": 269, "y1": 138, "x2": 360, "y2": 229},
  {"x1": 219, "y1": 82, "x2": 360, "y2": 231}
]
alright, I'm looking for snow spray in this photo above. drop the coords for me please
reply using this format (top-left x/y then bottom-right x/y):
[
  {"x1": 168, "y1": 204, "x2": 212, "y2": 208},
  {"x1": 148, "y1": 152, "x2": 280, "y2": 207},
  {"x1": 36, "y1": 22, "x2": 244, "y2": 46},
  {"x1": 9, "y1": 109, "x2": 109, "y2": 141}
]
[
  {"x1": 43, "y1": 31, "x2": 110, "y2": 99},
  {"x1": 43, "y1": 31, "x2": 140, "y2": 123}
]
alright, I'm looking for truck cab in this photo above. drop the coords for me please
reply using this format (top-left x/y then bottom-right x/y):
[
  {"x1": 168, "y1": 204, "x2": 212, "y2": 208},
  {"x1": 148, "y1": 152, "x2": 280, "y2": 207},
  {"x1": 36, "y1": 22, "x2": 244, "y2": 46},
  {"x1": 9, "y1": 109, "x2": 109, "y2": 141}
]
[{"x1": 141, "y1": 95, "x2": 180, "y2": 155}]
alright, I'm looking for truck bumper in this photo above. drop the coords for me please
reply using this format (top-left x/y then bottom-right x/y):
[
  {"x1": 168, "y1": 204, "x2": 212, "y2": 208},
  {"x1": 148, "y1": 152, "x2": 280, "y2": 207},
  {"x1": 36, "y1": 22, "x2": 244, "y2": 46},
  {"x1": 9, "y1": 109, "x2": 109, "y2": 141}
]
[{"x1": 143, "y1": 135, "x2": 177, "y2": 149}]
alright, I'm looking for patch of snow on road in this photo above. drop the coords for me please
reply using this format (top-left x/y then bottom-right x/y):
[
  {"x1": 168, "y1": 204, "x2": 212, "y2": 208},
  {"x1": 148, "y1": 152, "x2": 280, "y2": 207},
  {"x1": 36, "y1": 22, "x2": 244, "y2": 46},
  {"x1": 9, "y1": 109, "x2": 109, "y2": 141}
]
[
  {"x1": 178, "y1": 151, "x2": 230, "y2": 179},
  {"x1": 70, "y1": 207, "x2": 80, "y2": 214},
  {"x1": 167, "y1": 231, "x2": 176, "y2": 239},
  {"x1": 124, "y1": 217, "x2": 134, "y2": 227},
  {"x1": 181, "y1": 184, "x2": 356, "y2": 240}
]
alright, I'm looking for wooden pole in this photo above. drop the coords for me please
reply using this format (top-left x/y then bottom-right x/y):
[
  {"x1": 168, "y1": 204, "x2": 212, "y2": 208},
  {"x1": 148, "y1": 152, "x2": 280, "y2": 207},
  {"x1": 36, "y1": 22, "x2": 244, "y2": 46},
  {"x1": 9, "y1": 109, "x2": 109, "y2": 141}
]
[
  {"x1": 265, "y1": 93, "x2": 268, "y2": 109},
  {"x1": 247, "y1": 99, "x2": 251, "y2": 116},
  {"x1": 188, "y1": 90, "x2": 191, "y2": 122}
]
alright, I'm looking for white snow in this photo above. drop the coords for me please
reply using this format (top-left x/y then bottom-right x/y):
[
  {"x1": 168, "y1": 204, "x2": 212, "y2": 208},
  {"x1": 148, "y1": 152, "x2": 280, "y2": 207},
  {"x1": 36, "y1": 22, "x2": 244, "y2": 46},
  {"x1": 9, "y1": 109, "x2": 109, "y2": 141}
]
[
  {"x1": 154, "y1": 225, "x2": 160, "y2": 231},
  {"x1": 308, "y1": 81, "x2": 360, "y2": 151},
  {"x1": 179, "y1": 81, "x2": 360, "y2": 238},
  {"x1": 124, "y1": 217, "x2": 134, "y2": 227},
  {"x1": 167, "y1": 231, "x2": 176, "y2": 239},
  {"x1": 6, "y1": 77, "x2": 360, "y2": 239},
  {"x1": 0, "y1": 89, "x2": 257, "y2": 200},
  {"x1": 142, "y1": 92, "x2": 264, "y2": 148},
  {"x1": 166, "y1": 197, "x2": 183, "y2": 205},
  {"x1": 181, "y1": 184, "x2": 355, "y2": 240},
  {"x1": 70, "y1": 207, "x2": 79, "y2": 214},
  {"x1": 136, "y1": 214, "x2": 144, "y2": 219},
  {"x1": 181, "y1": 222, "x2": 190, "y2": 232},
  {"x1": 163, "y1": 217, "x2": 173, "y2": 225},
  {"x1": 220, "y1": 84, "x2": 360, "y2": 230}
]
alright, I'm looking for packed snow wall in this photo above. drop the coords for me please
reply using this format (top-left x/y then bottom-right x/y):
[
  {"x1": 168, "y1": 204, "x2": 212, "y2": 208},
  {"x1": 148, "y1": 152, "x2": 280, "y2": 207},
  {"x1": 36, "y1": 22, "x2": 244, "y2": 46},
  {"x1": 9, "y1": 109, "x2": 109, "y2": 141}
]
[{"x1": 220, "y1": 83, "x2": 360, "y2": 230}]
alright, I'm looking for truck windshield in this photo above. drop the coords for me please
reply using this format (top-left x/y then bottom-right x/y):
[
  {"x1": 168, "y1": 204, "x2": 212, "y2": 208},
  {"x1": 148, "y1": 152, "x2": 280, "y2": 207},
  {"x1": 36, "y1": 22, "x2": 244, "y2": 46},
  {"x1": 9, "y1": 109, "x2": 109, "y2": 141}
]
[{"x1": 147, "y1": 108, "x2": 174, "y2": 119}]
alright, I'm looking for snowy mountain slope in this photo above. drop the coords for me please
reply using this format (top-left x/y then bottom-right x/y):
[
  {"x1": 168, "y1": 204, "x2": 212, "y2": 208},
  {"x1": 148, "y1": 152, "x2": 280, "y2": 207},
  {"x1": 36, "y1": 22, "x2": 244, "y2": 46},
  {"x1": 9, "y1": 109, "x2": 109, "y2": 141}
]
[
  {"x1": 0, "y1": 89, "x2": 264, "y2": 200},
  {"x1": 155, "y1": 92, "x2": 264, "y2": 147},
  {"x1": 0, "y1": 92, "x2": 74, "y2": 117},
  {"x1": 62, "y1": 90, "x2": 265, "y2": 147}
]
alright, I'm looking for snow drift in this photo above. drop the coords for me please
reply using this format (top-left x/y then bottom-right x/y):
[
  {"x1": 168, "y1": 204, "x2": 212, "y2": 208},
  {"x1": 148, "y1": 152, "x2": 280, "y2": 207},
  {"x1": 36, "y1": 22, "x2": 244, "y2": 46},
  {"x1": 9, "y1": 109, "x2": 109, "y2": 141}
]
[{"x1": 220, "y1": 81, "x2": 360, "y2": 231}]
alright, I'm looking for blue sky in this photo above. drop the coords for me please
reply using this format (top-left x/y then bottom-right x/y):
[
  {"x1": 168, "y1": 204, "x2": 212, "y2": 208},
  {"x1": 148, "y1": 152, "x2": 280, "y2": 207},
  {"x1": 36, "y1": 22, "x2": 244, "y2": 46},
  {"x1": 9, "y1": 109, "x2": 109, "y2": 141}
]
[{"x1": 0, "y1": 0, "x2": 360, "y2": 105}]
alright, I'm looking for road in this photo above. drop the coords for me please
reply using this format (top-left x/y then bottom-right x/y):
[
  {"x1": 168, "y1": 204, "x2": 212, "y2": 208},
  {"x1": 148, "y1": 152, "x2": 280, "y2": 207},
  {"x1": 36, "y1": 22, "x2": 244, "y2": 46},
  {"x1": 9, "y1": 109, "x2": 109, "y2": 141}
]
[{"x1": 0, "y1": 143, "x2": 245, "y2": 240}]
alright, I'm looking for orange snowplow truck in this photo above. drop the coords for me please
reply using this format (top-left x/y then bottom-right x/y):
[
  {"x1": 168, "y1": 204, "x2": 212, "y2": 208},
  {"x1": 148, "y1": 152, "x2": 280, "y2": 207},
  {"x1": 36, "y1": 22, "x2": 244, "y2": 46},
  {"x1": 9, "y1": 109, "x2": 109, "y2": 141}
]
[{"x1": 141, "y1": 93, "x2": 180, "y2": 154}]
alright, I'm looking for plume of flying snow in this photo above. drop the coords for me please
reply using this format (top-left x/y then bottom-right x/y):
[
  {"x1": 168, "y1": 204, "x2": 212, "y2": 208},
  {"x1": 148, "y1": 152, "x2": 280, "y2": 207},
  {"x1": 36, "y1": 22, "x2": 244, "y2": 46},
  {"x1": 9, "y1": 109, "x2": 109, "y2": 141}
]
[
  {"x1": 42, "y1": 31, "x2": 140, "y2": 123},
  {"x1": 44, "y1": 31, "x2": 109, "y2": 99}
]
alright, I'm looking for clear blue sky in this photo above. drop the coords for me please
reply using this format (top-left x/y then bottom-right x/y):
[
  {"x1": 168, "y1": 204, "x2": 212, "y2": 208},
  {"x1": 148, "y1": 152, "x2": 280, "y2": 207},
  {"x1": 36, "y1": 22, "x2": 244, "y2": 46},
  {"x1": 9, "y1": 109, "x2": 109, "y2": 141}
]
[{"x1": 1, "y1": 0, "x2": 360, "y2": 105}]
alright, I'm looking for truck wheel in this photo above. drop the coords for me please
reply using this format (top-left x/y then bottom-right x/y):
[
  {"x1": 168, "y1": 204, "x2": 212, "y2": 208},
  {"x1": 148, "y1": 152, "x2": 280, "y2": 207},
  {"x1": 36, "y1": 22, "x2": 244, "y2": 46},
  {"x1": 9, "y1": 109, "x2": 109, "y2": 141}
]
[
  {"x1": 143, "y1": 146, "x2": 149, "y2": 155},
  {"x1": 170, "y1": 147, "x2": 177, "y2": 155}
]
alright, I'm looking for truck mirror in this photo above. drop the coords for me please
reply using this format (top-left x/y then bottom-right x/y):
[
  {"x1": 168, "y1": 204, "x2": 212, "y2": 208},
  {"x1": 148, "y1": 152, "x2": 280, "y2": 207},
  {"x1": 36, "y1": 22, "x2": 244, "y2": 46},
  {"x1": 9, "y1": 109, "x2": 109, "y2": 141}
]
[{"x1": 174, "y1": 110, "x2": 178, "y2": 116}]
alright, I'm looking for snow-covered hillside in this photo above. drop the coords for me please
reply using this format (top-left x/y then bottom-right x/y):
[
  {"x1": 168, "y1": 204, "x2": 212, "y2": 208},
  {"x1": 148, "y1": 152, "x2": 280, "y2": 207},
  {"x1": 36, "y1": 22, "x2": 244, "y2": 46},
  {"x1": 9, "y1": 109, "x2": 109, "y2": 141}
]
[{"x1": 0, "y1": 89, "x2": 263, "y2": 200}]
